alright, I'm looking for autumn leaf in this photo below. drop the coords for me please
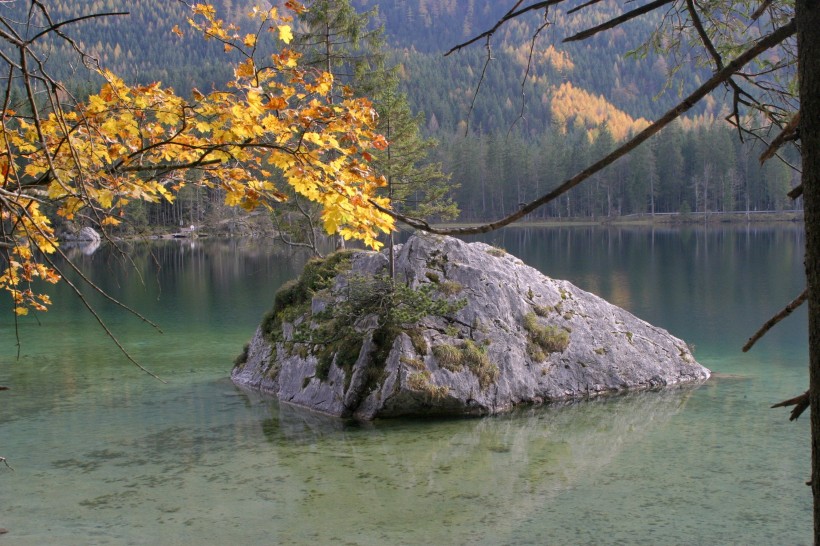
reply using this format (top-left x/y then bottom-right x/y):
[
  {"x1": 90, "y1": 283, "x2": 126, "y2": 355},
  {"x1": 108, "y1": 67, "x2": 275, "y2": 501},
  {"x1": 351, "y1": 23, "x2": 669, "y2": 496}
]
[
  {"x1": 277, "y1": 24, "x2": 293, "y2": 44},
  {"x1": 0, "y1": 1, "x2": 394, "y2": 315},
  {"x1": 371, "y1": 134, "x2": 389, "y2": 150}
]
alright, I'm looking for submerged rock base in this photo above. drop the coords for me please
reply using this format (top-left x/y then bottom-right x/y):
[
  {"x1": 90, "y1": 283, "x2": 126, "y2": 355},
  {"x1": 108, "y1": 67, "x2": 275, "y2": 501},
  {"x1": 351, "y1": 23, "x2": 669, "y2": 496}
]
[{"x1": 232, "y1": 234, "x2": 710, "y2": 419}]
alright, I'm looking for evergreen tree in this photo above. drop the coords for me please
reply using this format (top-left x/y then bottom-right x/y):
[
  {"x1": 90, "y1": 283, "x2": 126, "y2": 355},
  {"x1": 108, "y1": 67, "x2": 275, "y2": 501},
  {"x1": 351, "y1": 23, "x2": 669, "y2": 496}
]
[
  {"x1": 371, "y1": 74, "x2": 457, "y2": 275},
  {"x1": 273, "y1": 0, "x2": 456, "y2": 256}
]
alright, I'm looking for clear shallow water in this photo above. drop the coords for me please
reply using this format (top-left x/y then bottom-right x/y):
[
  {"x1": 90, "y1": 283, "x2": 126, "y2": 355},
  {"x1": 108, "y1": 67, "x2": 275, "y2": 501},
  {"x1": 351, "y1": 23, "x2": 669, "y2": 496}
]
[{"x1": 0, "y1": 226, "x2": 812, "y2": 545}]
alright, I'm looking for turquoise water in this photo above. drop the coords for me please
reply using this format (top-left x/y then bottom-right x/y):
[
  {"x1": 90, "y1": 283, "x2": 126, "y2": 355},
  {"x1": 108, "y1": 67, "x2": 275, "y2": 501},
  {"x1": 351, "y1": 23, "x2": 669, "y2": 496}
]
[{"x1": 0, "y1": 227, "x2": 812, "y2": 544}]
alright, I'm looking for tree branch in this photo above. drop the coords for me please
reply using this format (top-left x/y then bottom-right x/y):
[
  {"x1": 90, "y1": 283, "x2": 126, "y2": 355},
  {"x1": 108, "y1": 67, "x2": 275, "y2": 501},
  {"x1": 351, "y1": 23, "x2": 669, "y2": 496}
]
[
  {"x1": 509, "y1": 10, "x2": 551, "y2": 137},
  {"x1": 378, "y1": 19, "x2": 797, "y2": 236},
  {"x1": 26, "y1": 11, "x2": 129, "y2": 45},
  {"x1": 743, "y1": 288, "x2": 808, "y2": 352},
  {"x1": 564, "y1": 0, "x2": 675, "y2": 43},
  {"x1": 444, "y1": 1, "x2": 556, "y2": 56},
  {"x1": 567, "y1": 0, "x2": 604, "y2": 16},
  {"x1": 772, "y1": 390, "x2": 810, "y2": 421},
  {"x1": 464, "y1": 37, "x2": 493, "y2": 135},
  {"x1": 760, "y1": 111, "x2": 800, "y2": 164}
]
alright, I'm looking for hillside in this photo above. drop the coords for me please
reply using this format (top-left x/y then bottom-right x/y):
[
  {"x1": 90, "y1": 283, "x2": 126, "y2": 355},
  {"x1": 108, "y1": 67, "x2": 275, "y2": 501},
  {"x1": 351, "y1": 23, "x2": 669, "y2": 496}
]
[
  {"x1": 361, "y1": 0, "x2": 712, "y2": 130},
  {"x1": 1, "y1": 0, "x2": 800, "y2": 225},
  {"x1": 1, "y1": 0, "x2": 711, "y2": 133}
]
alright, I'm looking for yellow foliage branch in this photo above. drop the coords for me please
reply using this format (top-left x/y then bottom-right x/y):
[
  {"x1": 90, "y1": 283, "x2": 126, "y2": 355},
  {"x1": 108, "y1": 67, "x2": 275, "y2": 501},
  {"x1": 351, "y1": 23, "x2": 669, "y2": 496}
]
[{"x1": 0, "y1": 1, "x2": 394, "y2": 315}]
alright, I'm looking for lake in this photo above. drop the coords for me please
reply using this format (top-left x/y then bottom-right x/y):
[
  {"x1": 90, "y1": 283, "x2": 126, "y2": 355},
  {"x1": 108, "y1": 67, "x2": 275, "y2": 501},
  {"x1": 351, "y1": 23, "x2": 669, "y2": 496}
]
[{"x1": 0, "y1": 225, "x2": 812, "y2": 544}]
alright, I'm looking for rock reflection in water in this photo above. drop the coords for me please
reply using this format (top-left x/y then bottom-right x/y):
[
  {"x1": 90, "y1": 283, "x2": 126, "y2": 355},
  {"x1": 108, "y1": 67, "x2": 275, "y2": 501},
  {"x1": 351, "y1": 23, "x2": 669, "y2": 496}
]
[{"x1": 233, "y1": 386, "x2": 699, "y2": 544}]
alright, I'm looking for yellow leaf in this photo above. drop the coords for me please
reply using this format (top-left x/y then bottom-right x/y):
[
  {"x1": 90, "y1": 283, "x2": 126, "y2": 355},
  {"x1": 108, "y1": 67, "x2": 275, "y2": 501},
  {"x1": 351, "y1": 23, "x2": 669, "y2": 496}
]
[
  {"x1": 278, "y1": 24, "x2": 293, "y2": 44},
  {"x1": 14, "y1": 306, "x2": 28, "y2": 316},
  {"x1": 243, "y1": 34, "x2": 257, "y2": 48},
  {"x1": 235, "y1": 58, "x2": 256, "y2": 79}
]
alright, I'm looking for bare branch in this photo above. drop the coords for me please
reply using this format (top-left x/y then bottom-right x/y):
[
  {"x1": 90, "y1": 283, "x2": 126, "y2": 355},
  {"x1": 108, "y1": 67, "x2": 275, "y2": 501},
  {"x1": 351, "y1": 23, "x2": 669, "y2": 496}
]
[
  {"x1": 772, "y1": 390, "x2": 810, "y2": 421},
  {"x1": 26, "y1": 11, "x2": 129, "y2": 45},
  {"x1": 760, "y1": 111, "x2": 800, "y2": 164},
  {"x1": 564, "y1": 0, "x2": 675, "y2": 43},
  {"x1": 445, "y1": 1, "x2": 557, "y2": 57},
  {"x1": 686, "y1": 0, "x2": 723, "y2": 70},
  {"x1": 751, "y1": 0, "x2": 775, "y2": 21},
  {"x1": 509, "y1": 10, "x2": 551, "y2": 137},
  {"x1": 378, "y1": 19, "x2": 797, "y2": 236},
  {"x1": 464, "y1": 37, "x2": 493, "y2": 136},
  {"x1": 568, "y1": 0, "x2": 604, "y2": 15},
  {"x1": 743, "y1": 288, "x2": 807, "y2": 352}
]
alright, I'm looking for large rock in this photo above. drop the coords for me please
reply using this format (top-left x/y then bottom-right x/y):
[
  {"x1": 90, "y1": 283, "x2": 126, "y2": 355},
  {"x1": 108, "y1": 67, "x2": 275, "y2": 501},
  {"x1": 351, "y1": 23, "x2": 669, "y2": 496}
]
[{"x1": 232, "y1": 234, "x2": 710, "y2": 419}]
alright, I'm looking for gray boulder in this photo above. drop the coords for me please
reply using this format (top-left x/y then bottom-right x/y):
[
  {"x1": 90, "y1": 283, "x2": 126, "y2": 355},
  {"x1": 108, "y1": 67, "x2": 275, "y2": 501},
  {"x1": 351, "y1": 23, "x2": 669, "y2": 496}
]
[
  {"x1": 232, "y1": 234, "x2": 710, "y2": 419},
  {"x1": 76, "y1": 226, "x2": 101, "y2": 242}
]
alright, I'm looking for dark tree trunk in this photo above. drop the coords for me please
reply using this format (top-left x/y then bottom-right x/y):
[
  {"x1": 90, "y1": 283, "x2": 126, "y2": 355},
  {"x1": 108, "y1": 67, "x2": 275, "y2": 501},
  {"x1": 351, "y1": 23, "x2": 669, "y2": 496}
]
[{"x1": 797, "y1": 1, "x2": 820, "y2": 542}]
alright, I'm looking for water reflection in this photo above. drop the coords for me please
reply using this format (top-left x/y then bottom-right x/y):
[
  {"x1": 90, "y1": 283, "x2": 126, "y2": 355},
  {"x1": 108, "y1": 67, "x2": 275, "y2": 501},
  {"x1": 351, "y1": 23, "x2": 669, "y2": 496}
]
[
  {"x1": 3, "y1": 384, "x2": 698, "y2": 545},
  {"x1": 0, "y1": 227, "x2": 812, "y2": 544}
]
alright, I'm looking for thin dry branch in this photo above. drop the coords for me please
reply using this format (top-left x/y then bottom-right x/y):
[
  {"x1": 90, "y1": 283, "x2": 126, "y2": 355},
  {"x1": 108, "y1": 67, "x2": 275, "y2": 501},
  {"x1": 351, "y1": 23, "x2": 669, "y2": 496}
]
[
  {"x1": 0, "y1": 456, "x2": 13, "y2": 471},
  {"x1": 743, "y1": 288, "x2": 807, "y2": 352},
  {"x1": 568, "y1": 0, "x2": 604, "y2": 15},
  {"x1": 509, "y1": 10, "x2": 551, "y2": 137},
  {"x1": 444, "y1": 1, "x2": 556, "y2": 56},
  {"x1": 377, "y1": 19, "x2": 797, "y2": 236},
  {"x1": 463, "y1": 37, "x2": 493, "y2": 135},
  {"x1": 772, "y1": 390, "x2": 810, "y2": 421},
  {"x1": 25, "y1": 11, "x2": 129, "y2": 45},
  {"x1": 564, "y1": 0, "x2": 675, "y2": 43},
  {"x1": 760, "y1": 111, "x2": 800, "y2": 163},
  {"x1": 751, "y1": 0, "x2": 775, "y2": 21}
]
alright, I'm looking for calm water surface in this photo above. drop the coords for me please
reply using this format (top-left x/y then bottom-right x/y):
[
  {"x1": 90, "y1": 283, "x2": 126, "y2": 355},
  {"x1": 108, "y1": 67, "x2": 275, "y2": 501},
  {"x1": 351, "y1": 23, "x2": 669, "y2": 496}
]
[{"x1": 0, "y1": 226, "x2": 811, "y2": 544}]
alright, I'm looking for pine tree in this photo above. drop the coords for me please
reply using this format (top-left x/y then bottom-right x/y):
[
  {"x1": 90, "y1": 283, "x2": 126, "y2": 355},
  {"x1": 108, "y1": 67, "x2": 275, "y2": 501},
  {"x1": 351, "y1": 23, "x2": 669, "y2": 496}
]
[
  {"x1": 274, "y1": 0, "x2": 456, "y2": 257},
  {"x1": 372, "y1": 74, "x2": 457, "y2": 275}
]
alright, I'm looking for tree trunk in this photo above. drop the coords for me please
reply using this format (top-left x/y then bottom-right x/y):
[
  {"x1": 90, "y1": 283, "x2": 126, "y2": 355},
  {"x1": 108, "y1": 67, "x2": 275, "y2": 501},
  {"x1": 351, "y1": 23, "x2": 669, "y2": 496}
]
[{"x1": 797, "y1": 1, "x2": 820, "y2": 542}]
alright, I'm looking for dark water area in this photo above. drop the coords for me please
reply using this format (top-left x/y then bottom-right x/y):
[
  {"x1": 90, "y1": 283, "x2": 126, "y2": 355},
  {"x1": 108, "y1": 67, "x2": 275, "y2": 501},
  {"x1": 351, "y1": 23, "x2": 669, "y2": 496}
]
[{"x1": 0, "y1": 226, "x2": 811, "y2": 544}]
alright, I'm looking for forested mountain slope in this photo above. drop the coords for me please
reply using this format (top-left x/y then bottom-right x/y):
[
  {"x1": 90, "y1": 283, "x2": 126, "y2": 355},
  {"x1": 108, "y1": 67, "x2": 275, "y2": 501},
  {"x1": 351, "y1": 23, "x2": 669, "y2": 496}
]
[
  {"x1": 3, "y1": 0, "x2": 799, "y2": 224},
  {"x1": 4, "y1": 0, "x2": 708, "y2": 132}
]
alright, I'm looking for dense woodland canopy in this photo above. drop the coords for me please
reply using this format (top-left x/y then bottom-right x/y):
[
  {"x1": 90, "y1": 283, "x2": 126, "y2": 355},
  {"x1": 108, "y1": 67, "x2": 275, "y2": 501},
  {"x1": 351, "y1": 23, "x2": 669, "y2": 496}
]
[{"x1": 0, "y1": 0, "x2": 799, "y2": 235}]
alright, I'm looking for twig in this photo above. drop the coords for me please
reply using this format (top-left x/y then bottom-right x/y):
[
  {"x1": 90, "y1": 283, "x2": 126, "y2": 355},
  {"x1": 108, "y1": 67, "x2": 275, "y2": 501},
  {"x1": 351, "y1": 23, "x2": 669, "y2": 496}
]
[
  {"x1": 760, "y1": 111, "x2": 800, "y2": 164},
  {"x1": 772, "y1": 390, "x2": 809, "y2": 421},
  {"x1": 463, "y1": 36, "x2": 493, "y2": 136},
  {"x1": 0, "y1": 456, "x2": 13, "y2": 471},
  {"x1": 508, "y1": 9, "x2": 551, "y2": 137},
  {"x1": 743, "y1": 288, "x2": 807, "y2": 352}
]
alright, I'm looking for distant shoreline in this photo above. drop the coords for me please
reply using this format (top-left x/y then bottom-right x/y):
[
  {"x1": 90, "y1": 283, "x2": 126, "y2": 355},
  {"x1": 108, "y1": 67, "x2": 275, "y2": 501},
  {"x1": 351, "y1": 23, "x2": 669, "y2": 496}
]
[{"x1": 433, "y1": 210, "x2": 804, "y2": 229}]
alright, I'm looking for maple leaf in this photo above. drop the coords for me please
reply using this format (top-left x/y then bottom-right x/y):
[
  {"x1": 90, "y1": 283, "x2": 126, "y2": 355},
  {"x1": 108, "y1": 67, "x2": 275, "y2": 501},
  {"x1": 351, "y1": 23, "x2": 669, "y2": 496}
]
[{"x1": 277, "y1": 25, "x2": 293, "y2": 44}]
